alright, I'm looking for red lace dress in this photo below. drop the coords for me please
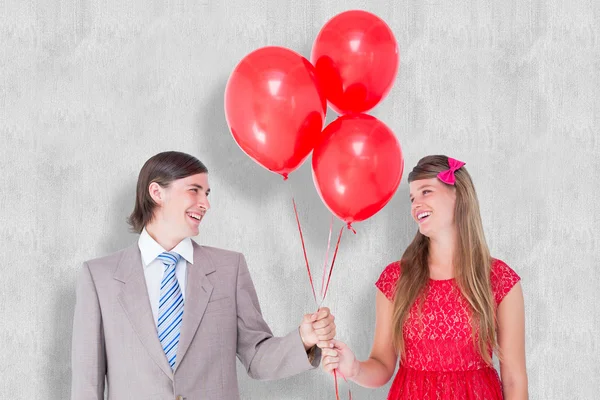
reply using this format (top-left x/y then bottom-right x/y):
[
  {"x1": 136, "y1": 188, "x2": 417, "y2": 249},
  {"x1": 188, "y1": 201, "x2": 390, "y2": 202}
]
[{"x1": 375, "y1": 258, "x2": 520, "y2": 400}]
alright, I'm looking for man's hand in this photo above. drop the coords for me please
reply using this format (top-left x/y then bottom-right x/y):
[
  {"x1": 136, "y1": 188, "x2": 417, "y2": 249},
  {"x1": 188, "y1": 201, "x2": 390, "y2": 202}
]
[{"x1": 299, "y1": 307, "x2": 336, "y2": 351}]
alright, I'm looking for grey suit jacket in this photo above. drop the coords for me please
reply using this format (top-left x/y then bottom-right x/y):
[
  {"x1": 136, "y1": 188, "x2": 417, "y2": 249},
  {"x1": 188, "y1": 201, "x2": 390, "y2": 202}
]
[{"x1": 71, "y1": 241, "x2": 320, "y2": 400}]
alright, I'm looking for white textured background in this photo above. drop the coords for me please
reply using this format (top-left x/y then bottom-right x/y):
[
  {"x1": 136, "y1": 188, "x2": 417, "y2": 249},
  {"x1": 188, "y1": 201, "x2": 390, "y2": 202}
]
[{"x1": 1, "y1": 0, "x2": 599, "y2": 399}]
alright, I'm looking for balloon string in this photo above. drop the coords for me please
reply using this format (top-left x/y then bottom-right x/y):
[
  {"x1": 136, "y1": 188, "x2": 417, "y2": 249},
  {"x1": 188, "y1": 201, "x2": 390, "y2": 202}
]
[
  {"x1": 321, "y1": 225, "x2": 344, "y2": 302},
  {"x1": 334, "y1": 369, "x2": 352, "y2": 400},
  {"x1": 292, "y1": 196, "x2": 317, "y2": 304},
  {"x1": 347, "y1": 222, "x2": 356, "y2": 234},
  {"x1": 320, "y1": 215, "x2": 334, "y2": 300},
  {"x1": 334, "y1": 369, "x2": 339, "y2": 400},
  {"x1": 285, "y1": 177, "x2": 351, "y2": 399}
]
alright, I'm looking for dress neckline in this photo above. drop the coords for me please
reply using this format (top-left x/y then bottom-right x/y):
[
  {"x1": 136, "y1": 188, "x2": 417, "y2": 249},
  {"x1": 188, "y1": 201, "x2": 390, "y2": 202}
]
[{"x1": 429, "y1": 277, "x2": 454, "y2": 283}]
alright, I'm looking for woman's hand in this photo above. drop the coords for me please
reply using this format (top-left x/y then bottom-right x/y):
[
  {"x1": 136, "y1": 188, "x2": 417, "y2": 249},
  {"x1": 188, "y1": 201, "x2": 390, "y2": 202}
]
[{"x1": 321, "y1": 339, "x2": 360, "y2": 379}]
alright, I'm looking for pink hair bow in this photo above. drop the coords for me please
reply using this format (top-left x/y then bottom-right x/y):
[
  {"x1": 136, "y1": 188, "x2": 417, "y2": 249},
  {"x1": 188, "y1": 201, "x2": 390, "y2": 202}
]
[{"x1": 437, "y1": 157, "x2": 465, "y2": 185}]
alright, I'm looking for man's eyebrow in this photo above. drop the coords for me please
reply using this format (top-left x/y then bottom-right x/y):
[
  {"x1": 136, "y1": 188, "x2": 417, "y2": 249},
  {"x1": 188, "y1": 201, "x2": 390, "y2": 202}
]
[{"x1": 190, "y1": 184, "x2": 210, "y2": 192}]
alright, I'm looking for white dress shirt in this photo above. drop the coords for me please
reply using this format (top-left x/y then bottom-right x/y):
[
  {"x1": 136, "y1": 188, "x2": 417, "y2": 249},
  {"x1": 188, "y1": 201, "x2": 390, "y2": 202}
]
[{"x1": 138, "y1": 227, "x2": 194, "y2": 327}]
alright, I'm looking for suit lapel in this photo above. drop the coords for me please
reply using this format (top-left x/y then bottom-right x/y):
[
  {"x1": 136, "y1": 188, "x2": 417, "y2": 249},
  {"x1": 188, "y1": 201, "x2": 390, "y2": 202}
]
[
  {"x1": 174, "y1": 241, "x2": 215, "y2": 371},
  {"x1": 115, "y1": 245, "x2": 173, "y2": 380}
]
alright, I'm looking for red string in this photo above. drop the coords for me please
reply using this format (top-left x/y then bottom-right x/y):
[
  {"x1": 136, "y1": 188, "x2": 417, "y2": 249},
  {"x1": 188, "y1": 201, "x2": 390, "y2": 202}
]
[
  {"x1": 333, "y1": 369, "x2": 352, "y2": 400},
  {"x1": 334, "y1": 369, "x2": 339, "y2": 400},
  {"x1": 347, "y1": 222, "x2": 357, "y2": 234},
  {"x1": 291, "y1": 196, "x2": 317, "y2": 304},
  {"x1": 325, "y1": 224, "x2": 353, "y2": 399},
  {"x1": 322, "y1": 225, "x2": 344, "y2": 302},
  {"x1": 287, "y1": 181, "x2": 352, "y2": 399},
  {"x1": 320, "y1": 215, "x2": 334, "y2": 300}
]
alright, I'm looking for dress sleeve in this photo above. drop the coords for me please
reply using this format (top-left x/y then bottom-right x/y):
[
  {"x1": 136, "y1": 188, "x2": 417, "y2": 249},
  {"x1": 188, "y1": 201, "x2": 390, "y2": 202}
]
[
  {"x1": 491, "y1": 258, "x2": 521, "y2": 306},
  {"x1": 375, "y1": 261, "x2": 401, "y2": 301}
]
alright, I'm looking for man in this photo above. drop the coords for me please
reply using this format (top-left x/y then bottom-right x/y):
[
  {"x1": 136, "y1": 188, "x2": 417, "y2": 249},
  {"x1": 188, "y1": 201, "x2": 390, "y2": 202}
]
[{"x1": 71, "y1": 151, "x2": 335, "y2": 399}]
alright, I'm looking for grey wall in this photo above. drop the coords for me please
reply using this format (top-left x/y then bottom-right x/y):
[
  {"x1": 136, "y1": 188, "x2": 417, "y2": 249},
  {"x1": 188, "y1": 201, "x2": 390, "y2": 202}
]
[{"x1": 1, "y1": 0, "x2": 598, "y2": 399}]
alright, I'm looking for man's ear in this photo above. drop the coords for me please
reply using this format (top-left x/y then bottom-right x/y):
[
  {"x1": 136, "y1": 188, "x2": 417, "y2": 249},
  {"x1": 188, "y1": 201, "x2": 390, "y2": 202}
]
[{"x1": 148, "y1": 182, "x2": 164, "y2": 205}]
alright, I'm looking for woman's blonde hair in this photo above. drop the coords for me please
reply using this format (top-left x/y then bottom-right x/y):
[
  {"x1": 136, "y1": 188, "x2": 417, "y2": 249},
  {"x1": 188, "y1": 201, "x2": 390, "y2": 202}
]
[{"x1": 392, "y1": 155, "x2": 497, "y2": 365}]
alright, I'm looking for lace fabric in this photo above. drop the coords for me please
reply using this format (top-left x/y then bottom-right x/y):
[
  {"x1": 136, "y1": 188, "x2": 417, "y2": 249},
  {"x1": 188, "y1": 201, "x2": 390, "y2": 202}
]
[{"x1": 375, "y1": 259, "x2": 520, "y2": 399}]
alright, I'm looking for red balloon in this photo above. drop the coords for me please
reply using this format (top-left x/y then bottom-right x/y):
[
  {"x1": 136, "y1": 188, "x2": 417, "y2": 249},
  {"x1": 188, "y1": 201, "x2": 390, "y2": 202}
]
[
  {"x1": 311, "y1": 10, "x2": 399, "y2": 115},
  {"x1": 225, "y1": 46, "x2": 327, "y2": 178},
  {"x1": 312, "y1": 114, "x2": 403, "y2": 225}
]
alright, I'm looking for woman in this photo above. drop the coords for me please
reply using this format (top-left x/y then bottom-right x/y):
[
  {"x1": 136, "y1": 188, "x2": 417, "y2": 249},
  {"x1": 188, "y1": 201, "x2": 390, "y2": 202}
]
[{"x1": 322, "y1": 155, "x2": 528, "y2": 399}]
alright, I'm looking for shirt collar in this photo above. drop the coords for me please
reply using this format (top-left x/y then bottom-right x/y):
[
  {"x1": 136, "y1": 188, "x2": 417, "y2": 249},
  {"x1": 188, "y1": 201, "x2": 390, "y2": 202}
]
[{"x1": 138, "y1": 227, "x2": 194, "y2": 267}]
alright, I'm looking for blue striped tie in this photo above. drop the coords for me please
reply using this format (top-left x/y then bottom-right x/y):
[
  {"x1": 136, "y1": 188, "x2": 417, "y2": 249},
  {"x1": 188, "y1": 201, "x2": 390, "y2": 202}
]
[{"x1": 157, "y1": 251, "x2": 184, "y2": 369}]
